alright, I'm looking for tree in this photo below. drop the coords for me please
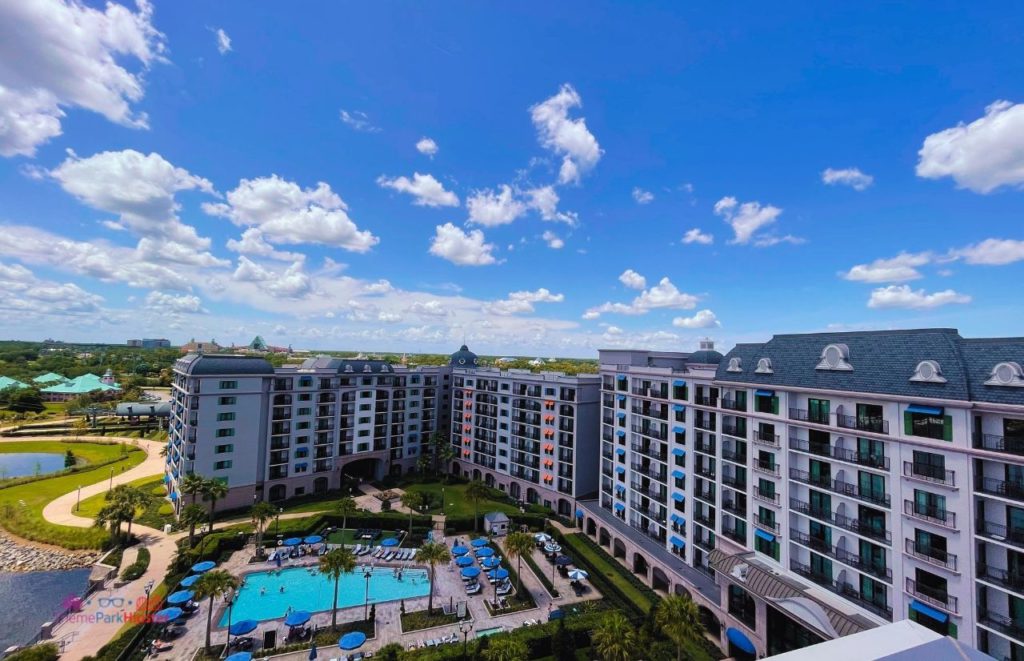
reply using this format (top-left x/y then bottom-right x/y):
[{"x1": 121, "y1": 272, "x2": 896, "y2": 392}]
[
  {"x1": 592, "y1": 611, "x2": 639, "y2": 661},
  {"x1": 656, "y1": 594, "x2": 703, "y2": 661},
  {"x1": 319, "y1": 548, "x2": 357, "y2": 629},
  {"x1": 72, "y1": 418, "x2": 90, "y2": 438},
  {"x1": 108, "y1": 485, "x2": 152, "y2": 540},
  {"x1": 201, "y1": 478, "x2": 228, "y2": 533},
  {"x1": 416, "y1": 453, "x2": 430, "y2": 475},
  {"x1": 414, "y1": 541, "x2": 450, "y2": 614},
  {"x1": 400, "y1": 491, "x2": 425, "y2": 538},
  {"x1": 193, "y1": 569, "x2": 240, "y2": 652},
  {"x1": 179, "y1": 474, "x2": 205, "y2": 506},
  {"x1": 376, "y1": 643, "x2": 405, "y2": 661},
  {"x1": 428, "y1": 431, "x2": 446, "y2": 473},
  {"x1": 64, "y1": 449, "x2": 76, "y2": 468},
  {"x1": 335, "y1": 497, "x2": 358, "y2": 537},
  {"x1": 465, "y1": 481, "x2": 489, "y2": 533},
  {"x1": 250, "y1": 501, "x2": 276, "y2": 557},
  {"x1": 94, "y1": 500, "x2": 133, "y2": 540},
  {"x1": 438, "y1": 443, "x2": 456, "y2": 482},
  {"x1": 550, "y1": 618, "x2": 573, "y2": 661},
  {"x1": 179, "y1": 504, "x2": 206, "y2": 547},
  {"x1": 482, "y1": 637, "x2": 528, "y2": 661},
  {"x1": 503, "y1": 531, "x2": 534, "y2": 597}
]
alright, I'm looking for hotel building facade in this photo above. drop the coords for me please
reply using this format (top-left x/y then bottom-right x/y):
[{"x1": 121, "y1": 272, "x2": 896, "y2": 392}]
[{"x1": 578, "y1": 330, "x2": 1024, "y2": 660}]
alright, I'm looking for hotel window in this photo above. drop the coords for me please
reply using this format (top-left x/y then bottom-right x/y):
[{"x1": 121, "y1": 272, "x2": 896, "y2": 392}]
[
  {"x1": 215, "y1": 444, "x2": 233, "y2": 454},
  {"x1": 904, "y1": 407, "x2": 952, "y2": 441},
  {"x1": 754, "y1": 392, "x2": 778, "y2": 414},
  {"x1": 298, "y1": 407, "x2": 312, "y2": 416},
  {"x1": 213, "y1": 460, "x2": 232, "y2": 470},
  {"x1": 218, "y1": 396, "x2": 236, "y2": 405},
  {"x1": 215, "y1": 428, "x2": 235, "y2": 438},
  {"x1": 219, "y1": 380, "x2": 238, "y2": 389},
  {"x1": 298, "y1": 393, "x2": 311, "y2": 401},
  {"x1": 808, "y1": 398, "x2": 830, "y2": 424},
  {"x1": 216, "y1": 412, "x2": 235, "y2": 422}
]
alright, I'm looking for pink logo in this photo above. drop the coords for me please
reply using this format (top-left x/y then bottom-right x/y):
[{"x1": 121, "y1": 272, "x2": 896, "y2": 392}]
[{"x1": 61, "y1": 594, "x2": 83, "y2": 612}]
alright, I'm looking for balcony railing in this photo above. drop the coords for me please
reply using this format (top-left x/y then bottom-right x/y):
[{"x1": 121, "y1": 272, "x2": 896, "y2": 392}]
[
  {"x1": 788, "y1": 436, "x2": 890, "y2": 470},
  {"x1": 694, "y1": 488, "x2": 716, "y2": 505},
  {"x1": 902, "y1": 461, "x2": 955, "y2": 487},
  {"x1": 694, "y1": 416, "x2": 716, "y2": 431},
  {"x1": 790, "y1": 560, "x2": 893, "y2": 619},
  {"x1": 976, "y1": 519, "x2": 1024, "y2": 549},
  {"x1": 978, "y1": 610, "x2": 1024, "y2": 643},
  {"x1": 790, "y1": 497, "x2": 891, "y2": 543},
  {"x1": 720, "y1": 397, "x2": 746, "y2": 412},
  {"x1": 721, "y1": 448, "x2": 747, "y2": 464},
  {"x1": 754, "y1": 515, "x2": 780, "y2": 534},
  {"x1": 722, "y1": 423, "x2": 747, "y2": 438},
  {"x1": 837, "y1": 414, "x2": 889, "y2": 435},
  {"x1": 974, "y1": 433, "x2": 1024, "y2": 457},
  {"x1": 904, "y1": 538, "x2": 957, "y2": 571},
  {"x1": 753, "y1": 460, "x2": 780, "y2": 477},
  {"x1": 631, "y1": 443, "x2": 668, "y2": 462},
  {"x1": 722, "y1": 499, "x2": 747, "y2": 517},
  {"x1": 789, "y1": 408, "x2": 830, "y2": 425},
  {"x1": 694, "y1": 512, "x2": 715, "y2": 529},
  {"x1": 722, "y1": 527, "x2": 746, "y2": 544},
  {"x1": 905, "y1": 578, "x2": 957, "y2": 614},
  {"x1": 903, "y1": 499, "x2": 956, "y2": 529},
  {"x1": 753, "y1": 429, "x2": 781, "y2": 448},
  {"x1": 694, "y1": 464, "x2": 716, "y2": 479},
  {"x1": 722, "y1": 474, "x2": 747, "y2": 491},
  {"x1": 694, "y1": 439, "x2": 716, "y2": 455},
  {"x1": 695, "y1": 396, "x2": 718, "y2": 407},
  {"x1": 790, "y1": 468, "x2": 891, "y2": 507},
  {"x1": 977, "y1": 563, "x2": 1024, "y2": 593},
  {"x1": 977, "y1": 476, "x2": 1024, "y2": 502},
  {"x1": 753, "y1": 486, "x2": 780, "y2": 505},
  {"x1": 790, "y1": 528, "x2": 892, "y2": 580}
]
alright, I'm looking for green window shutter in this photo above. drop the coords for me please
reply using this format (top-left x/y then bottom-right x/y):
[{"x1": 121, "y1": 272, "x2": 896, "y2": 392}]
[
  {"x1": 904, "y1": 411, "x2": 913, "y2": 436},
  {"x1": 943, "y1": 415, "x2": 953, "y2": 441},
  {"x1": 771, "y1": 396, "x2": 779, "y2": 415}
]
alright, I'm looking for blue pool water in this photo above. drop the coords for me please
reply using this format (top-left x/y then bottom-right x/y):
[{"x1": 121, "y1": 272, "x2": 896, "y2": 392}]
[
  {"x1": 0, "y1": 453, "x2": 66, "y2": 479},
  {"x1": 220, "y1": 566, "x2": 430, "y2": 625}
]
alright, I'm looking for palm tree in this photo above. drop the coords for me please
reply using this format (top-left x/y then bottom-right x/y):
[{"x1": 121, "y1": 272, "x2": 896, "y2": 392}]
[
  {"x1": 414, "y1": 541, "x2": 449, "y2": 614},
  {"x1": 465, "y1": 480, "x2": 489, "y2": 533},
  {"x1": 503, "y1": 531, "x2": 534, "y2": 596},
  {"x1": 656, "y1": 594, "x2": 703, "y2": 661},
  {"x1": 107, "y1": 485, "x2": 152, "y2": 540},
  {"x1": 399, "y1": 491, "x2": 424, "y2": 538},
  {"x1": 335, "y1": 497, "x2": 359, "y2": 539},
  {"x1": 201, "y1": 478, "x2": 228, "y2": 533},
  {"x1": 428, "y1": 431, "x2": 445, "y2": 472},
  {"x1": 482, "y1": 637, "x2": 528, "y2": 661},
  {"x1": 179, "y1": 474, "x2": 205, "y2": 506},
  {"x1": 94, "y1": 500, "x2": 133, "y2": 541},
  {"x1": 319, "y1": 547, "x2": 357, "y2": 629},
  {"x1": 250, "y1": 501, "x2": 276, "y2": 557},
  {"x1": 179, "y1": 504, "x2": 206, "y2": 547},
  {"x1": 438, "y1": 443, "x2": 456, "y2": 482},
  {"x1": 592, "y1": 611, "x2": 639, "y2": 661},
  {"x1": 193, "y1": 569, "x2": 240, "y2": 652}
]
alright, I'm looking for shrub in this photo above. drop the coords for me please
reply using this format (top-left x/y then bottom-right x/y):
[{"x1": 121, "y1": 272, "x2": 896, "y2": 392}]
[
  {"x1": 120, "y1": 547, "x2": 151, "y2": 581},
  {"x1": 4, "y1": 643, "x2": 59, "y2": 661}
]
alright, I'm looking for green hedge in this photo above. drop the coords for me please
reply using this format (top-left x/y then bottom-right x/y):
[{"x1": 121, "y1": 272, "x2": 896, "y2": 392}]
[
  {"x1": 4, "y1": 643, "x2": 59, "y2": 661},
  {"x1": 523, "y1": 550, "x2": 559, "y2": 598},
  {"x1": 550, "y1": 530, "x2": 658, "y2": 619},
  {"x1": 120, "y1": 547, "x2": 150, "y2": 581},
  {"x1": 255, "y1": 511, "x2": 434, "y2": 543}
]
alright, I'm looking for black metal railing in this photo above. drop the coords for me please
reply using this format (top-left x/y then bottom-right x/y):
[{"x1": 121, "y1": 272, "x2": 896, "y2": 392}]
[
  {"x1": 978, "y1": 610, "x2": 1024, "y2": 643},
  {"x1": 788, "y1": 436, "x2": 890, "y2": 470},
  {"x1": 977, "y1": 563, "x2": 1024, "y2": 593},
  {"x1": 790, "y1": 468, "x2": 890, "y2": 507},
  {"x1": 722, "y1": 423, "x2": 747, "y2": 438},
  {"x1": 753, "y1": 460, "x2": 780, "y2": 477},
  {"x1": 753, "y1": 429, "x2": 780, "y2": 448},
  {"x1": 974, "y1": 433, "x2": 1024, "y2": 457},
  {"x1": 790, "y1": 529, "x2": 891, "y2": 580},
  {"x1": 790, "y1": 497, "x2": 892, "y2": 543},
  {"x1": 902, "y1": 461, "x2": 955, "y2": 487},
  {"x1": 721, "y1": 447, "x2": 747, "y2": 464},
  {"x1": 976, "y1": 519, "x2": 1024, "y2": 548},
  {"x1": 905, "y1": 578, "x2": 957, "y2": 613},
  {"x1": 753, "y1": 486, "x2": 780, "y2": 505},
  {"x1": 904, "y1": 538, "x2": 957, "y2": 571},
  {"x1": 791, "y1": 561, "x2": 893, "y2": 619},
  {"x1": 976, "y1": 475, "x2": 1024, "y2": 502},
  {"x1": 721, "y1": 397, "x2": 746, "y2": 412},
  {"x1": 754, "y1": 515, "x2": 780, "y2": 534},
  {"x1": 903, "y1": 499, "x2": 956, "y2": 528},
  {"x1": 837, "y1": 414, "x2": 889, "y2": 435}
]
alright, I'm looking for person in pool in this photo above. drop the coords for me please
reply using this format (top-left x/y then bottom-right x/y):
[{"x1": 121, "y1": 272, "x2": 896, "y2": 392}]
[{"x1": 260, "y1": 587, "x2": 266, "y2": 596}]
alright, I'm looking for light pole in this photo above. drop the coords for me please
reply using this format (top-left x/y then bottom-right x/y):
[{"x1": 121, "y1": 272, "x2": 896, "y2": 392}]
[
  {"x1": 275, "y1": 507, "x2": 282, "y2": 539},
  {"x1": 76, "y1": 485, "x2": 82, "y2": 512},
  {"x1": 363, "y1": 568, "x2": 373, "y2": 620},
  {"x1": 459, "y1": 620, "x2": 473, "y2": 659},
  {"x1": 109, "y1": 467, "x2": 114, "y2": 491},
  {"x1": 143, "y1": 580, "x2": 154, "y2": 622},
  {"x1": 225, "y1": 589, "x2": 236, "y2": 650},
  {"x1": 441, "y1": 486, "x2": 445, "y2": 516}
]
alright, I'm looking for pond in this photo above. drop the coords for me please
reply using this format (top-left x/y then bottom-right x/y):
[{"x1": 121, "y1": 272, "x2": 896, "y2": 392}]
[{"x1": 0, "y1": 453, "x2": 68, "y2": 479}]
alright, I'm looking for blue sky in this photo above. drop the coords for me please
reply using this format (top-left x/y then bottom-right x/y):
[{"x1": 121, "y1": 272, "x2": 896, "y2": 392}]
[{"x1": 1, "y1": 1, "x2": 1023, "y2": 357}]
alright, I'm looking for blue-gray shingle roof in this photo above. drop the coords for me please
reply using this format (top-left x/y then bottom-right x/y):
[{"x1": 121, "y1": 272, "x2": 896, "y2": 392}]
[
  {"x1": 715, "y1": 329, "x2": 1024, "y2": 406},
  {"x1": 179, "y1": 354, "x2": 275, "y2": 376}
]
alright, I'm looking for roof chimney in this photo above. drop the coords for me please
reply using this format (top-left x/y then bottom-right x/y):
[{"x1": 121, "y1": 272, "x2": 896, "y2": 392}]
[{"x1": 699, "y1": 338, "x2": 715, "y2": 351}]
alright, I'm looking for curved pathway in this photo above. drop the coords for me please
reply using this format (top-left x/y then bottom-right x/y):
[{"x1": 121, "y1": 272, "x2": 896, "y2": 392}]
[{"x1": 3, "y1": 436, "x2": 175, "y2": 661}]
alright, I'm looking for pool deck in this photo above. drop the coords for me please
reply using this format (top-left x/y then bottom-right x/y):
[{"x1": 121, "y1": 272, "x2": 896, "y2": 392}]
[{"x1": 153, "y1": 532, "x2": 602, "y2": 660}]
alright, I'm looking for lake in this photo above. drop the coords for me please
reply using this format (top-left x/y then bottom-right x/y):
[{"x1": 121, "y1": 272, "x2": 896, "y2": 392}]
[
  {"x1": 0, "y1": 568, "x2": 91, "y2": 650},
  {"x1": 0, "y1": 453, "x2": 67, "y2": 479}
]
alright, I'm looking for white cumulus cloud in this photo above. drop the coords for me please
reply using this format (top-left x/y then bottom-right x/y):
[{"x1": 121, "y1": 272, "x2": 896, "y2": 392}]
[
  {"x1": 215, "y1": 28, "x2": 231, "y2": 54},
  {"x1": 429, "y1": 223, "x2": 496, "y2": 266},
  {"x1": 867, "y1": 285, "x2": 971, "y2": 310},
  {"x1": 682, "y1": 228, "x2": 713, "y2": 245},
  {"x1": 541, "y1": 230, "x2": 564, "y2": 249},
  {"x1": 585, "y1": 277, "x2": 698, "y2": 318},
  {"x1": 618, "y1": 269, "x2": 646, "y2": 290},
  {"x1": 339, "y1": 109, "x2": 380, "y2": 132},
  {"x1": 416, "y1": 137, "x2": 438, "y2": 157},
  {"x1": 487, "y1": 288, "x2": 564, "y2": 315},
  {"x1": 949, "y1": 238, "x2": 1024, "y2": 265},
  {"x1": 529, "y1": 84, "x2": 602, "y2": 184},
  {"x1": 525, "y1": 186, "x2": 578, "y2": 226},
  {"x1": 377, "y1": 172, "x2": 459, "y2": 207},
  {"x1": 714, "y1": 196, "x2": 789, "y2": 245},
  {"x1": 842, "y1": 251, "x2": 931, "y2": 283},
  {"x1": 672, "y1": 309, "x2": 720, "y2": 329},
  {"x1": 632, "y1": 187, "x2": 654, "y2": 204},
  {"x1": 466, "y1": 185, "x2": 526, "y2": 227},
  {"x1": 822, "y1": 167, "x2": 873, "y2": 191},
  {"x1": 145, "y1": 290, "x2": 204, "y2": 313}
]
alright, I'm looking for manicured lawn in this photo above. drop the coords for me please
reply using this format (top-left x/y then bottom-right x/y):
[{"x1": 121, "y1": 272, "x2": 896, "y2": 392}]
[
  {"x1": 402, "y1": 482, "x2": 520, "y2": 518},
  {"x1": 401, "y1": 608, "x2": 463, "y2": 632},
  {"x1": 77, "y1": 475, "x2": 176, "y2": 531},
  {"x1": 559, "y1": 533, "x2": 655, "y2": 613},
  {"x1": 0, "y1": 440, "x2": 146, "y2": 548}
]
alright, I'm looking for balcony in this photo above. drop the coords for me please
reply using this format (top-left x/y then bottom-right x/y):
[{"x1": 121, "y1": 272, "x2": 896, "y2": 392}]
[
  {"x1": 902, "y1": 461, "x2": 955, "y2": 488},
  {"x1": 977, "y1": 563, "x2": 1024, "y2": 593},
  {"x1": 721, "y1": 447, "x2": 747, "y2": 464},
  {"x1": 694, "y1": 439, "x2": 716, "y2": 455},
  {"x1": 694, "y1": 512, "x2": 715, "y2": 529},
  {"x1": 788, "y1": 408, "x2": 828, "y2": 425},
  {"x1": 693, "y1": 416, "x2": 716, "y2": 432},
  {"x1": 790, "y1": 561, "x2": 893, "y2": 619},
  {"x1": 790, "y1": 468, "x2": 891, "y2": 507},
  {"x1": 904, "y1": 539, "x2": 957, "y2": 571},
  {"x1": 630, "y1": 463, "x2": 668, "y2": 482},
  {"x1": 722, "y1": 423, "x2": 747, "y2": 439},
  {"x1": 974, "y1": 433, "x2": 1024, "y2": 457},
  {"x1": 695, "y1": 396, "x2": 718, "y2": 408},
  {"x1": 837, "y1": 414, "x2": 889, "y2": 435},
  {"x1": 977, "y1": 476, "x2": 1024, "y2": 502},
  {"x1": 790, "y1": 528, "x2": 891, "y2": 580},
  {"x1": 694, "y1": 488, "x2": 716, "y2": 505},
  {"x1": 754, "y1": 514, "x2": 780, "y2": 534},
  {"x1": 753, "y1": 460, "x2": 780, "y2": 477},
  {"x1": 722, "y1": 499, "x2": 747, "y2": 517},
  {"x1": 976, "y1": 519, "x2": 1024, "y2": 549},
  {"x1": 631, "y1": 443, "x2": 668, "y2": 462},
  {"x1": 722, "y1": 474, "x2": 747, "y2": 491},
  {"x1": 753, "y1": 429, "x2": 780, "y2": 448},
  {"x1": 788, "y1": 436, "x2": 889, "y2": 470},
  {"x1": 790, "y1": 497, "x2": 891, "y2": 543},
  {"x1": 694, "y1": 536, "x2": 716, "y2": 552},
  {"x1": 694, "y1": 464, "x2": 716, "y2": 479},
  {"x1": 978, "y1": 610, "x2": 1024, "y2": 643},
  {"x1": 905, "y1": 578, "x2": 957, "y2": 614},
  {"x1": 721, "y1": 397, "x2": 746, "y2": 412},
  {"x1": 753, "y1": 486, "x2": 780, "y2": 505},
  {"x1": 722, "y1": 527, "x2": 746, "y2": 544},
  {"x1": 903, "y1": 499, "x2": 956, "y2": 529}
]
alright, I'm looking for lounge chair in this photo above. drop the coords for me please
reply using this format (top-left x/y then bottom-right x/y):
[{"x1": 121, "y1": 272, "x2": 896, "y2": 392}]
[
  {"x1": 353, "y1": 544, "x2": 362, "y2": 554},
  {"x1": 465, "y1": 583, "x2": 481, "y2": 595}
]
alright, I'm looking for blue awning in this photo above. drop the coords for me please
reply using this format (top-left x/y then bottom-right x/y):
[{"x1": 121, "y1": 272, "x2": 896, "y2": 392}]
[
  {"x1": 614, "y1": 502, "x2": 625, "y2": 511},
  {"x1": 910, "y1": 599, "x2": 949, "y2": 623},
  {"x1": 616, "y1": 429, "x2": 626, "y2": 437},
  {"x1": 755, "y1": 389, "x2": 775, "y2": 397},
  {"x1": 615, "y1": 466, "x2": 625, "y2": 474},
  {"x1": 576, "y1": 509, "x2": 584, "y2": 519},
  {"x1": 754, "y1": 529, "x2": 775, "y2": 542},
  {"x1": 673, "y1": 426, "x2": 685, "y2": 433},
  {"x1": 670, "y1": 535, "x2": 686, "y2": 548},
  {"x1": 672, "y1": 469, "x2": 685, "y2": 479},
  {"x1": 670, "y1": 513, "x2": 686, "y2": 525},
  {"x1": 673, "y1": 404, "x2": 685, "y2": 411},
  {"x1": 615, "y1": 484, "x2": 626, "y2": 492},
  {"x1": 615, "y1": 447, "x2": 625, "y2": 455},
  {"x1": 727, "y1": 628, "x2": 756, "y2": 655},
  {"x1": 672, "y1": 448, "x2": 686, "y2": 457},
  {"x1": 617, "y1": 394, "x2": 626, "y2": 401},
  {"x1": 673, "y1": 380, "x2": 686, "y2": 386},
  {"x1": 617, "y1": 411, "x2": 626, "y2": 418},
  {"x1": 169, "y1": 491, "x2": 178, "y2": 501},
  {"x1": 907, "y1": 404, "x2": 944, "y2": 416},
  {"x1": 672, "y1": 492, "x2": 685, "y2": 502},
  {"x1": 617, "y1": 375, "x2": 627, "y2": 380}
]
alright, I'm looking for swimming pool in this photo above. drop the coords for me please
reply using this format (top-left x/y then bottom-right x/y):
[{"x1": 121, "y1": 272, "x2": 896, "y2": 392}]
[{"x1": 220, "y1": 566, "x2": 430, "y2": 625}]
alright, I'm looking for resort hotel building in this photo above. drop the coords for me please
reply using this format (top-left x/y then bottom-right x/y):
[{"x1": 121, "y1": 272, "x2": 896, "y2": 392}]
[{"x1": 577, "y1": 330, "x2": 1024, "y2": 659}]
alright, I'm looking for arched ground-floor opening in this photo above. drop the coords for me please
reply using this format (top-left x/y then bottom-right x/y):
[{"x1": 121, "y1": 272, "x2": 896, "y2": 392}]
[
  {"x1": 509, "y1": 482, "x2": 521, "y2": 500},
  {"x1": 341, "y1": 456, "x2": 384, "y2": 481},
  {"x1": 268, "y1": 484, "x2": 287, "y2": 502},
  {"x1": 526, "y1": 487, "x2": 539, "y2": 504},
  {"x1": 313, "y1": 477, "x2": 329, "y2": 495},
  {"x1": 586, "y1": 518, "x2": 597, "y2": 536},
  {"x1": 633, "y1": 552, "x2": 649, "y2": 578},
  {"x1": 472, "y1": 468, "x2": 482, "y2": 481},
  {"x1": 612, "y1": 538, "x2": 627, "y2": 559},
  {"x1": 556, "y1": 498, "x2": 572, "y2": 517},
  {"x1": 598, "y1": 527, "x2": 611, "y2": 547},
  {"x1": 484, "y1": 473, "x2": 495, "y2": 488},
  {"x1": 673, "y1": 583, "x2": 692, "y2": 599},
  {"x1": 651, "y1": 566, "x2": 671, "y2": 592},
  {"x1": 698, "y1": 606, "x2": 721, "y2": 638}
]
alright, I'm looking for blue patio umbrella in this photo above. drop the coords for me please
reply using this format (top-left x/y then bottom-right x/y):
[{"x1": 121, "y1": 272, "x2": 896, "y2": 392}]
[
  {"x1": 380, "y1": 537, "x2": 399, "y2": 547},
  {"x1": 191, "y1": 560, "x2": 216, "y2": 572},
  {"x1": 555, "y1": 555, "x2": 572, "y2": 566},
  {"x1": 455, "y1": 556, "x2": 474, "y2": 567},
  {"x1": 461, "y1": 566, "x2": 481, "y2": 579},
  {"x1": 487, "y1": 568, "x2": 510, "y2": 580},
  {"x1": 339, "y1": 631, "x2": 367, "y2": 650},
  {"x1": 304, "y1": 535, "x2": 323, "y2": 545},
  {"x1": 153, "y1": 607, "x2": 182, "y2": 623},
  {"x1": 284, "y1": 610, "x2": 312, "y2": 627},
  {"x1": 229, "y1": 620, "x2": 258, "y2": 636},
  {"x1": 308, "y1": 643, "x2": 318, "y2": 660},
  {"x1": 481, "y1": 556, "x2": 501, "y2": 569},
  {"x1": 179, "y1": 574, "x2": 201, "y2": 588},
  {"x1": 451, "y1": 545, "x2": 469, "y2": 556},
  {"x1": 166, "y1": 590, "x2": 194, "y2": 605},
  {"x1": 225, "y1": 653, "x2": 252, "y2": 661},
  {"x1": 283, "y1": 537, "x2": 302, "y2": 547},
  {"x1": 471, "y1": 537, "x2": 489, "y2": 547},
  {"x1": 567, "y1": 568, "x2": 589, "y2": 581},
  {"x1": 475, "y1": 547, "x2": 494, "y2": 558}
]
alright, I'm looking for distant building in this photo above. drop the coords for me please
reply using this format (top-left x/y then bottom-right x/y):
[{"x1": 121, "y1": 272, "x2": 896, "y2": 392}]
[
  {"x1": 128, "y1": 339, "x2": 171, "y2": 349},
  {"x1": 0, "y1": 376, "x2": 29, "y2": 391},
  {"x1": 40, "y1": 372, "x2": 121, "y2": 401},
  {"x1": 33, "y1": 372, "x2": 67, "y2": 385},
  {"x1": 127, "y1": 339, "x2": 142, "y2": 348},
  {"x1": 483, "y1": 511, "x2": 510, "y2": 536},
  {"x1": 181, "y1": 339, "x2": 221, "y2": 354}
]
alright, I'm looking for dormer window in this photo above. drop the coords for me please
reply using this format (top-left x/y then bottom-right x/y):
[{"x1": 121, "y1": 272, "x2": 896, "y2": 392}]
[
  {"x1": 363, "y1": 364, "x2": 372, "y2": 373},
  {"x1": 985, "y1": 362, "x2": 1024, "y2": 387},
  {"x1": 755, "y1": 358, "x2": 773, "y2": 374},
  {"x1": 910, "y1": 360, "x2": 946, "y2": 384},
  {"x1": 815, "y1": 344, "x2": 853, "y2": 371},
  {"x1": 726, "y1": 357, "x2": 742, "y2": 373}
]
